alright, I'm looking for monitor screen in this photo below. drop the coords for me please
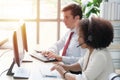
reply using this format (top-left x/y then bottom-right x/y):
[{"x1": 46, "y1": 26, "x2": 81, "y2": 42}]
[
  {"x1": 7, "y1": 26, "x2": 25, "y2": 76},
  {"x1": 21, "y1": 23, "x2": 28, "y2": 52},
  {"x1": 13, "y1": 30, "x2": 24, "y2": 67}
]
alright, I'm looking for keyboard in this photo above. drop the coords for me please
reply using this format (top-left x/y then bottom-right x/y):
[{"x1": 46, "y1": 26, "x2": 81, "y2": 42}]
[
  {"x1": 39, "y1": 64, "x2": 61, "y2": 78},
  {"x1": 30, "y1": 51, "x2": 58, "y2": 62}
]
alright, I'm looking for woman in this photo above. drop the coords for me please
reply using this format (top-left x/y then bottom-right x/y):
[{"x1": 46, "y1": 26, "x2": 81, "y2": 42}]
[{"x1": 51, "y1": 17, "x2": 115, "y2": 80}]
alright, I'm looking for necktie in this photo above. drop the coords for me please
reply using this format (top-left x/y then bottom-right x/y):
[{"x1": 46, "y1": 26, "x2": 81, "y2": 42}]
[{"x1": 62, "y1": 32, "x2": 74, "y2": 56}]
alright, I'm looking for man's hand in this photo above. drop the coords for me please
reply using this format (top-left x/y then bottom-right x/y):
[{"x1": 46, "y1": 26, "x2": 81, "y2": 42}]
[{"x1": 41, "y1": 51, "x2": 62, "y2": 61}]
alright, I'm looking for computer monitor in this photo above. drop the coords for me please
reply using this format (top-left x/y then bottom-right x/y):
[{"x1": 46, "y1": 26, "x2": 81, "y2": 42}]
[
  {"x1": 21, "y1": 23, "x2": 28, "y2": 52},
  {"x1": 13, "y1": 29, "x2": 24, "y2": 67},
  {"x1": 7, "y1": 26, "x2": 25, "y2": 75},
  {"x1": 7, "y1": 30, "x2": 29, "y2": 79},
  {"x1": 20, "y1": 22, "x2": 33, "y2": 62}
]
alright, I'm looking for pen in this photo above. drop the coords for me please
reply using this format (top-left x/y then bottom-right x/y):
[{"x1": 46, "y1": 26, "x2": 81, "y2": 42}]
[{"x1": 44, "y1": 75, "x2": 57, "y2": 78}]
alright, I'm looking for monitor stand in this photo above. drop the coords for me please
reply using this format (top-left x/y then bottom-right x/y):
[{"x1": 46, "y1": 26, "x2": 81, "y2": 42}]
[
  {"x1": 6, "y1": 59, "x2": 30, "y2": 79},
  {"x1": 6, "y1": 60, "x2": 15, "y2": 76},
  {"x1": 13, "y1": 67, "x2": 30, "y2": 79},
  {"x1": 22, "y1": 52, "x2": 33, "y2": 62}
]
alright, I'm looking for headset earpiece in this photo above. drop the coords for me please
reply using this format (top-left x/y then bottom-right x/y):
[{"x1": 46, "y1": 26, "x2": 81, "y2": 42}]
[
  {"x1": 87, "y1": 35, "x2": 92, "y2": 42},
  {"x1": 86, "y1": 18, "x2": 93, "y2": 43}
]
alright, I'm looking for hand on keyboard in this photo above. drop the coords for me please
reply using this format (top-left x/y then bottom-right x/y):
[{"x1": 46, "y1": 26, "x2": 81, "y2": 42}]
[
  {"x1": 30, "y1": 52, "x2": 58, "y2": 62},
  {"x1": 40, "y1": 51, "x2": 62, "y2": 61}
]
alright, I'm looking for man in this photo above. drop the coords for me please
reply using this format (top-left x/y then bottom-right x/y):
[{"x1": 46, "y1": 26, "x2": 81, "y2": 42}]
[{"x1": 42, "y1": 3, "x2": 86, "y2": 65}]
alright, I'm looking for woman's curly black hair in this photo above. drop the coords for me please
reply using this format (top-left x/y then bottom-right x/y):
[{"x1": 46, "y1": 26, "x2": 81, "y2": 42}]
[{"x1": 78, "y1": 17, "x2": 114, "y2": 49}]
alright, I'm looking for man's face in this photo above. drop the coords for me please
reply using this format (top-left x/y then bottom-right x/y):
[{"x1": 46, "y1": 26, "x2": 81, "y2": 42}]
[{"x1": 63, "y1": 10, "x2": 77, "y2": 29}]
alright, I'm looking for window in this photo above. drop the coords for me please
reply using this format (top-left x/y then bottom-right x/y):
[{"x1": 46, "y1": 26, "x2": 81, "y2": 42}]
[{"x1": 0, "y1": 0, "x2": 75, "y2": 50}]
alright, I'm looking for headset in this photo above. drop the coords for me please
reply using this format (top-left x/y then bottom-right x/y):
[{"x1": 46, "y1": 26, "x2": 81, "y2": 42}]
[
  {"x1": 77, "y1": 18, "x2": 93, "y2": 47},
  {"x1": 86, "y1": 18, "x2": 93, "y2": 43}
]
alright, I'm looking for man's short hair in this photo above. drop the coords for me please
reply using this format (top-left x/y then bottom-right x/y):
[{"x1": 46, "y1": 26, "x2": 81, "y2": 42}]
[{"x1": 62, "y1": 3, "x2": 82, "y2": 19}]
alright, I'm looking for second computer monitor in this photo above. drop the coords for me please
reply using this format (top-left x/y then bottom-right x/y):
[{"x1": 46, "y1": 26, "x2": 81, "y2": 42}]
[{"x1": 21, "y1": 23, "x2": 28, "y2": 52}]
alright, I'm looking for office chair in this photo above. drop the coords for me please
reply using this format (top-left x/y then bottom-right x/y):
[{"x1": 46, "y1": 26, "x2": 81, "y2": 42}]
[{"x1": 109, "y1": 73, "x2": 120, "y2": 80}]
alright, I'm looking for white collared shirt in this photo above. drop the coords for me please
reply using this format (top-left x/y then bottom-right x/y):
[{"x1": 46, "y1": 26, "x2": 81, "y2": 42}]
[
  {"x1": 48, "y1": 28, "x2": 86, "y2": 64},
  {"x1": 76, "y1": 48, "x2": 114, "y2": 80}
]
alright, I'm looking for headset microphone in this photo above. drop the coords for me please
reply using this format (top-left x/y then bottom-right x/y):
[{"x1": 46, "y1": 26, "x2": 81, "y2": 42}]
[{"x1": 77, "y1": 42, "x2": 85, "y2": 47}]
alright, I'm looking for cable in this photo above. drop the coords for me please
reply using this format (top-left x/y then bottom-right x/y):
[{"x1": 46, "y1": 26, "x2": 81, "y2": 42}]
[
  {"x1": 0, "y1": 69, "x2": 9, "y2": 77},
  {"x1": 0, "y1": 49, "x2": 11, "y2": 57}
]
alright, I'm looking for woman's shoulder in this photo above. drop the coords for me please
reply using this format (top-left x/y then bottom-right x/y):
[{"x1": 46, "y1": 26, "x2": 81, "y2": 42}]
[{"x1": 92, "y1": 49, "x2": 109, "y2": 60}]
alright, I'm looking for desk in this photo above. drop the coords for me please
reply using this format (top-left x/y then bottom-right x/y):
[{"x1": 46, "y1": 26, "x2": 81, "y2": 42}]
[{"x1": 0, "y1": 50, "x2": 63, "y2": 80}]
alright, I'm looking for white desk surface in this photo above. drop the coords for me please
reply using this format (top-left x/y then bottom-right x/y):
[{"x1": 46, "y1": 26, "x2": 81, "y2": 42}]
[{"x1": 0, "y1": 49, "x2": 64, "y2": 80}]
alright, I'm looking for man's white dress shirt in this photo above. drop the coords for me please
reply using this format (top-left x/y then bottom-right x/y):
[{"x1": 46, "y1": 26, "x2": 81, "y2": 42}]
[
  {"x1": 48, "y1": 28, "x2": 86, "y2": 64},
  {"x1": 76, "y1": 48, "x2": 114, "y2": 80}
]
